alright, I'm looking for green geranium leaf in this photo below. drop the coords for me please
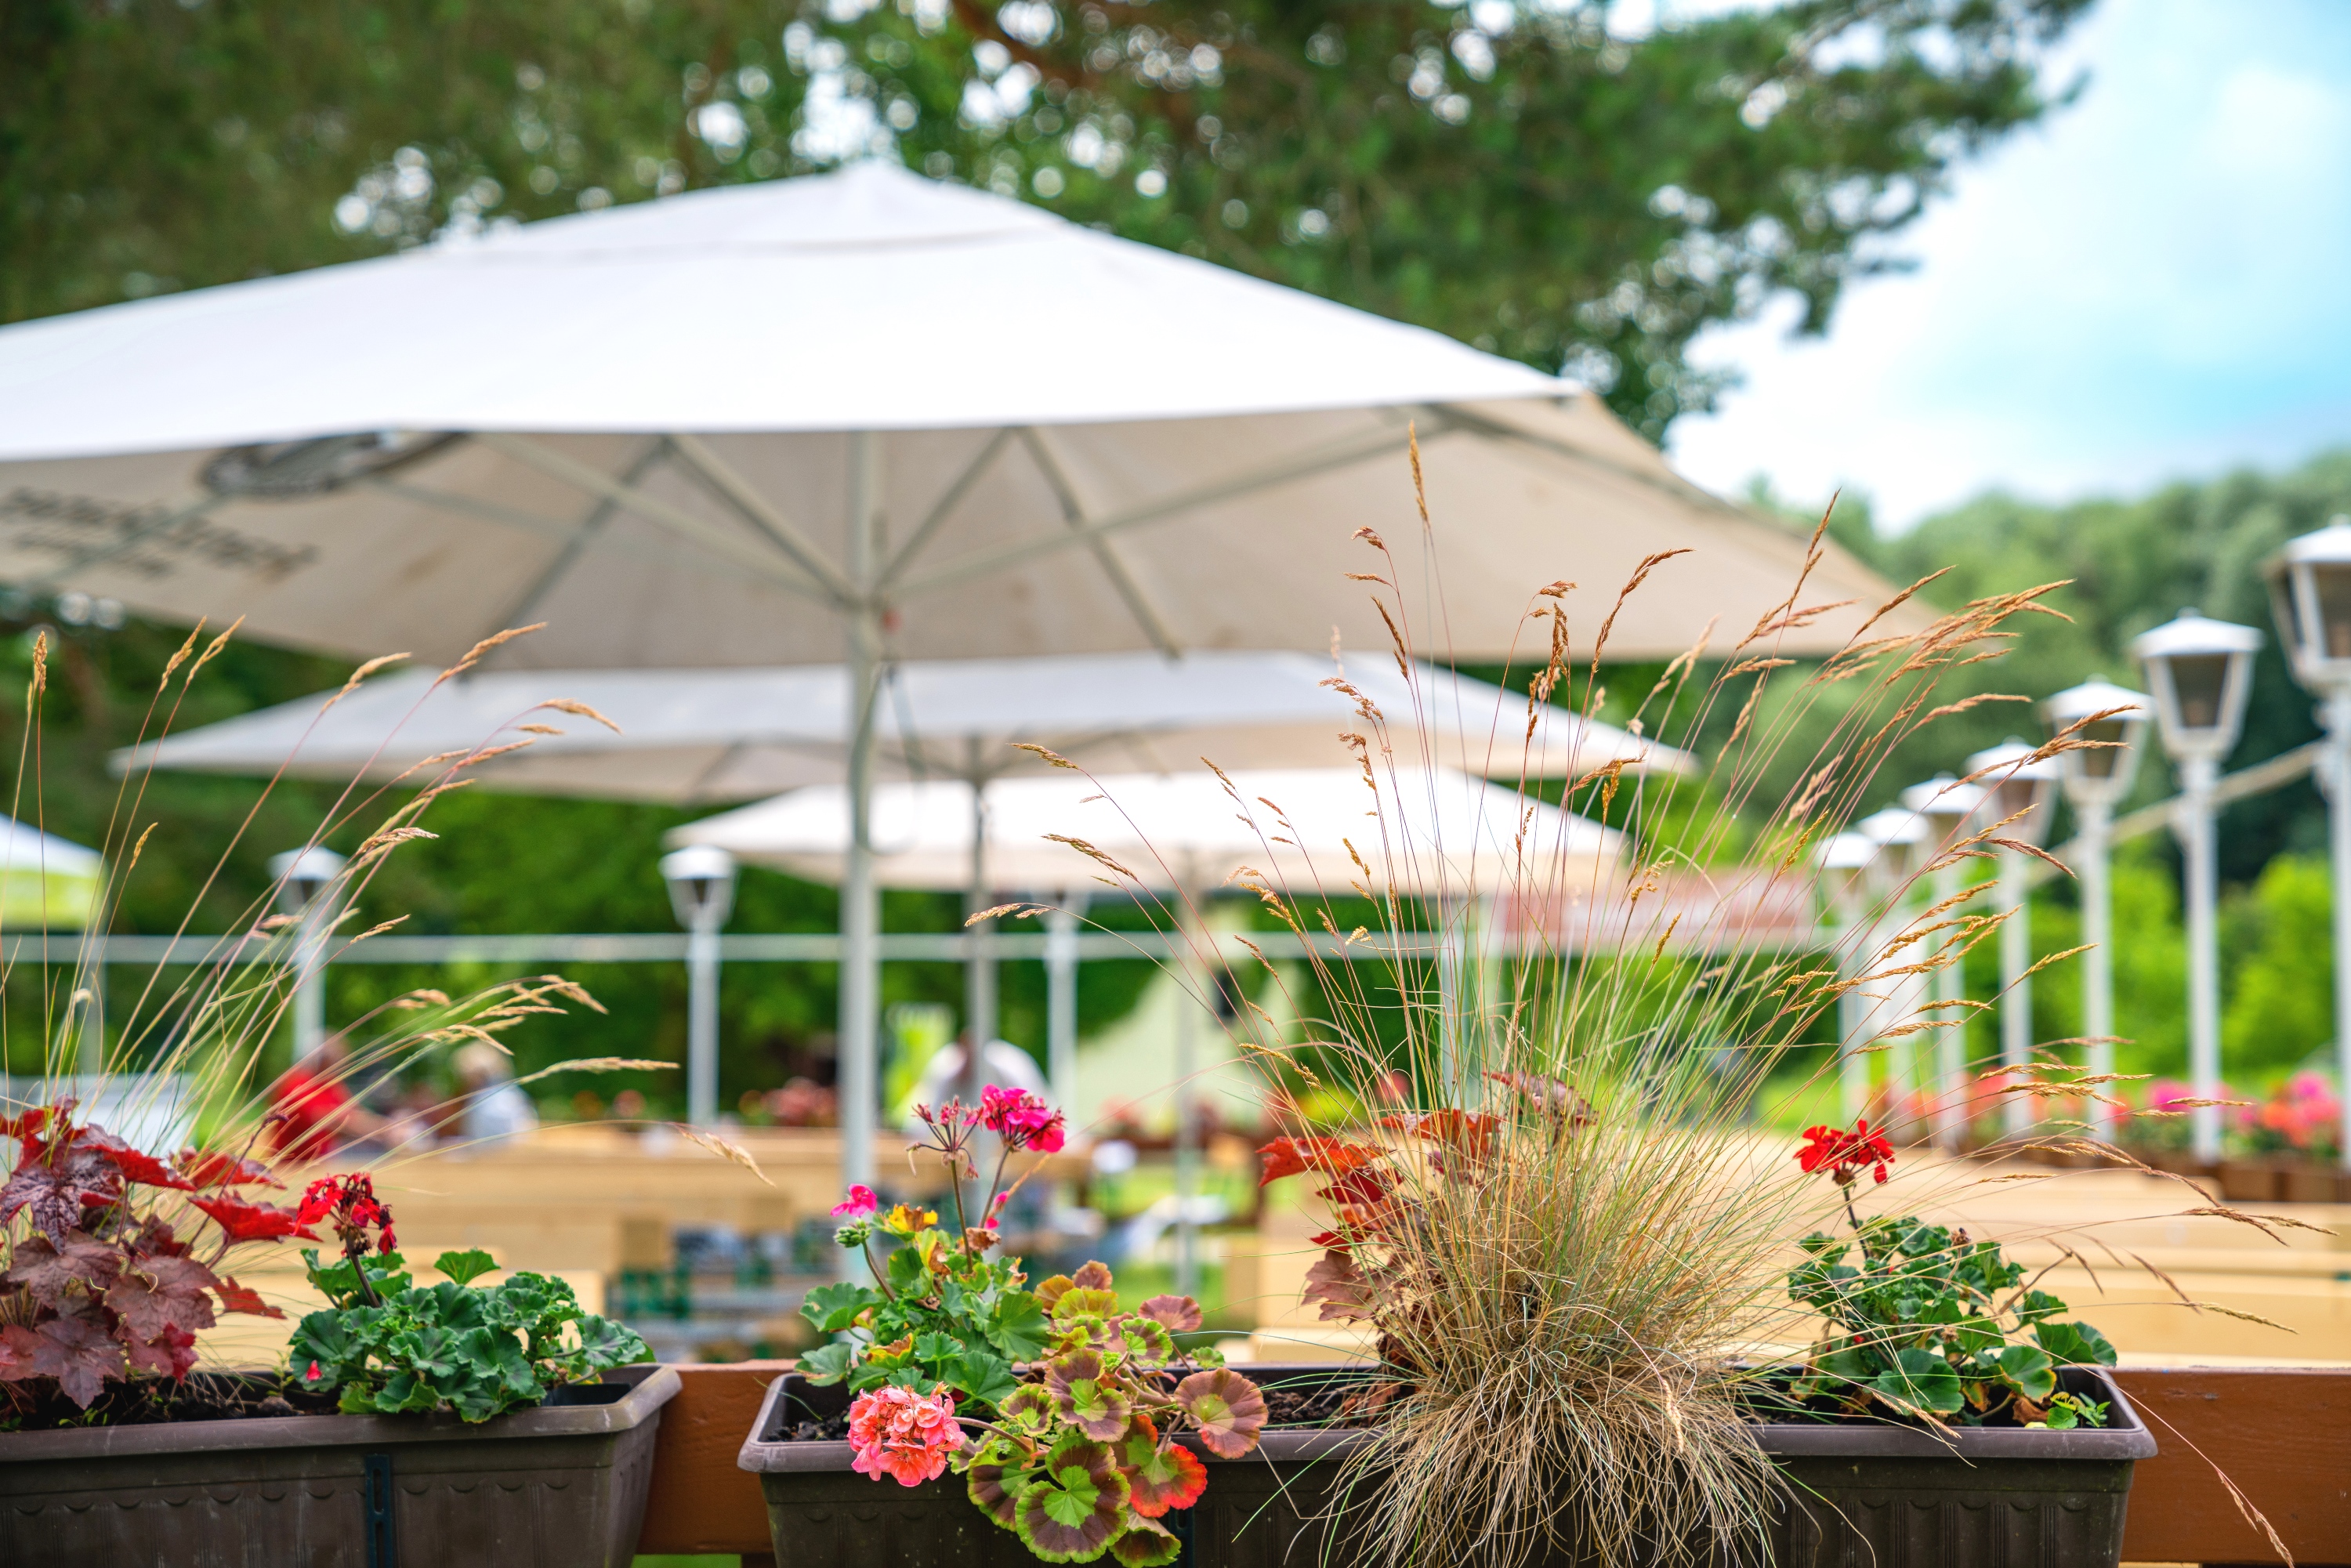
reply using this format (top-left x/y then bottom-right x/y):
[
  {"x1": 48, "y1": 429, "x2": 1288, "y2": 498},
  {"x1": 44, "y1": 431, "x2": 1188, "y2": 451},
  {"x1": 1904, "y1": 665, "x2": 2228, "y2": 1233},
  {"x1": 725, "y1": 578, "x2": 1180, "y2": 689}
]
[
  {"x1": 2034, "y1": 1319, "x2": 2117, "y2": 1367},
  {"x1": 571, "y1": 1313, "x2": 650, "y2": 1369},
  {"x1": 950, "y1": 1348, "x2": 1021, "y2": 1409},
  {"x1": 1047, "y1": 1349, "x2": 1133, "y2": 1442},
  {"x1": 886, "y1": 1244, "x2": 929, "y2": 1297},
  {"x1": 915, "y1": 1329, "x2": 967, "y2": 1364},
  {"x1": 433, "y1": 1248, "x2": 499, "y2": 1287},
  {"x1": 802, "y1": 1281, "x2": 879, "y2": 1335},
  {"x1": 990, "y1": 1293, "x2": 1050, "y2": 1361},
  {"x1": 1871, "y1": 1348, "x2": 1962, "y2": 1415},
  {"x1": 1994, "y1": 1345, "x2": 2056, "y2": 1402},
  {"x1": 799, "y1": 1339, "x2": 856, "y2": 1385}
]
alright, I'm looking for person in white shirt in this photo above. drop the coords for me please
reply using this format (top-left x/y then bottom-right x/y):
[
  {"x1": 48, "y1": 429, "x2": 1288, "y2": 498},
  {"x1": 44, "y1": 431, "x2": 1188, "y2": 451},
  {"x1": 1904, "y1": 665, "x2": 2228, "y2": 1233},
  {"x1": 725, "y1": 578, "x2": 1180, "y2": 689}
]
[{"x1": 451, "y1": 1042, "x2": 540, "y2": 1146}]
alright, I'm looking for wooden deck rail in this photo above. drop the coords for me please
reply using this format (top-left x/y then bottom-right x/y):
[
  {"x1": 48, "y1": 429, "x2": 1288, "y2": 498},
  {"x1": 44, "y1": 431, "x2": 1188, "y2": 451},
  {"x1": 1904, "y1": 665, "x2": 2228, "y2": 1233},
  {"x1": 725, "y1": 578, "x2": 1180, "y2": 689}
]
[{"x1": 635, "y1": 1364, "x2": 2351, "y2": 1565}]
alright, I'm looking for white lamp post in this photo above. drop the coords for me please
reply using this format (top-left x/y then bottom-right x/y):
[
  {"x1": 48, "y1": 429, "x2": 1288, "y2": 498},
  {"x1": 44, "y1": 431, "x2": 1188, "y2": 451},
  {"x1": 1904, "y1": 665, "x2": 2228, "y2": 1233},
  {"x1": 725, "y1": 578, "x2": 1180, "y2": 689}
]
[
  {"x1": 1899, "y1": 773, "x2": 1990, "y2": 1148},
  {"x1": 661, "y1": 845, "x2": 738, "y2": 1128},
  {"x1": 1856, "y1": 806, "x2": 1932, "y2": 1128},
  {"x1": 2039, "y1": 679, "x2": 2150, "y2": 1143},
  {"x1": 1963, "y1": 740, "x2": 2060, "y2": 1139},
  {"x1": 2266, "y1": 516, "x2": 2351, "y2": 1174},
  {"x1": 1817, "y1": 831, "x2": 1879, "y2": 1121},
  {"x1": 268, "y1": 846, "x2": 347, "y2": 1058},
  {"x1": 2133, "y1": 610, "x2": 2263, "y2": 1164}
]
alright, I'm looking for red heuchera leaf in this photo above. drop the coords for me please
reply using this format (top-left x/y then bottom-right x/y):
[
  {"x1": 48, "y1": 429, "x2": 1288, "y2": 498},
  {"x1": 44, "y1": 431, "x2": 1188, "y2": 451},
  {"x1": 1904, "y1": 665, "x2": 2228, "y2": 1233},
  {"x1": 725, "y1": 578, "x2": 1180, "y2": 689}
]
[
  {"x1": 0, "y1": 1103, "x2": 59, "y2": 1146},
  {"x1": 121, "y1": 1215, "x2": 190, "y2": 1259},
  {"x1": 1116, "y1": 1415, "x2": 1208, "y2": 1518},
  {"x1": 2, "y1": 1230, "x2": 123, "y2": 1305},
  {"x1": 0, "y1": 1308, "x2": 126, "y2": 1408},
  {"x1": 1302, "y1": 1249, "x2": 1372, "y2": 1323},
  {"x1": 190, "y1": 1194, "x2": 320, "y2": 1244},
  {"x1": 1379, "y1": 1109, "x2": 1498, "y2": 1158},
  {"x1": 1172, "y1": 1368, "x2": 1267, "y2": 1460},
  {"x1": 1316, "y1": 1166, "x2": 1396, "y2": 1214},
  {"x1": 212, "y1": 1276, "x2": 285, "y2": 1320},
  {"x1": 0, "y1": 1140, "x2": 121, "y2": 1242},
  {"x1": 1136, "y1": 1295, "x2": 1203, "y2": 1334},
  {"x1": 177, "y1": 1149, "x2": 284, "y2": 1190},
  {"x1": 78, "y1": 1125, "x2": 194, "y2": 1190},
  {"x1": 107, "y1": 1253, "x2": 221, "y2": 1343},
  {"x1": 122, "y1": 1325, "x2": 200, "y2": 1381},
  {"x1": 1257, "y1": 1136, "x2": 1379, "y2": 1187}
]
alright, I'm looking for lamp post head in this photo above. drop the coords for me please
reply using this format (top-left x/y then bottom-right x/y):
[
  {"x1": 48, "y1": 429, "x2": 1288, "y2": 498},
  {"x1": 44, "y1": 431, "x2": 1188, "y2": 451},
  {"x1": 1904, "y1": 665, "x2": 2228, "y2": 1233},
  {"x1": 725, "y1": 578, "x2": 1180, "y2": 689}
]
[
  {"x1": 2040, "y1": 676, "x2": 2150, "y2": 806},
  {"x1": 2263, "y1": 516, "x2": 2351, "y2": 694},
  {"x1": 1816, "y1": 830, "x2": 1878, "y2": 920},
  {"x1": 2132, "y1": 609, "x2": 2262, "y2": 764},
  {"x1": 661, "y1": 845, "x2": 738, "y2": 930},
  {"x1": 1963, "y1": 738, "x2": 2061, "y2": 849},
  {"x1": 267, "y1": 846, "x2": 348, "y2": 918},
  {"x1": 1854, "y1": 805, "x2": 1932, "y2": 894},
  {"x1": 1898, "y1": 772, "x2": 1989, "y2": 853}
]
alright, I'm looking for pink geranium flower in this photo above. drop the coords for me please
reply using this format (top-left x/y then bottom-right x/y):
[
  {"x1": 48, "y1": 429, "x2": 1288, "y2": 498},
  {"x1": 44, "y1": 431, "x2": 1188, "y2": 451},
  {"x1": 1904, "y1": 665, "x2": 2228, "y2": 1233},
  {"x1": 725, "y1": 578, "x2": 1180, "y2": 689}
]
[
  {"x1": 847, "y1": 1385, "x2": 964, "y2": 1487},
  {"x1": 831, "y1": 1184, "x2": 879, "y2": 1219},
  {"x1": 978, "y1": 1085, "x2": 1067, "y2": 1153}
]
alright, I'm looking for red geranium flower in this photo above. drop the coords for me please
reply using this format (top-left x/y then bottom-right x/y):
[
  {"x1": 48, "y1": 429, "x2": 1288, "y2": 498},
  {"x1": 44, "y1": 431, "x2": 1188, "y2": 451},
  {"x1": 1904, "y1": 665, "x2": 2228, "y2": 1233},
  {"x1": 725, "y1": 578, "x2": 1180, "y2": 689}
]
[{"x1": 1795, "y1": 1119, "x2": 1894, "y2": 1186}]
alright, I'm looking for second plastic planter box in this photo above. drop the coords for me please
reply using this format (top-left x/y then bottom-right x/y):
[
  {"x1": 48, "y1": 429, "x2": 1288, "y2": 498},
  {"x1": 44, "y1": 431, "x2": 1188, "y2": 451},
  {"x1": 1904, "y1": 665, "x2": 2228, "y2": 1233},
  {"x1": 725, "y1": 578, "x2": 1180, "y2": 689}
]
[
  {"x1": 738, "y1": 1363, "x2": 2154, "y2": 1568},
  {"x1": 0, "y1": 1362, "x2": 678, "y2": 1567}
]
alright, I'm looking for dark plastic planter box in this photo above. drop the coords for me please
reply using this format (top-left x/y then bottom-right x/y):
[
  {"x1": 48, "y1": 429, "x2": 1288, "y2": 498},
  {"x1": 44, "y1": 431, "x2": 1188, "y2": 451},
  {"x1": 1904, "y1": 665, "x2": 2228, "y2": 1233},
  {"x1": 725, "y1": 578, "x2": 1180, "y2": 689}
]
[
  {"x1": 738, "y1": 1363, "x2": 2154, "y2": 1568},
  {"x1": 0, "y1": 1362, "x2": 678, "y2": 1567}
]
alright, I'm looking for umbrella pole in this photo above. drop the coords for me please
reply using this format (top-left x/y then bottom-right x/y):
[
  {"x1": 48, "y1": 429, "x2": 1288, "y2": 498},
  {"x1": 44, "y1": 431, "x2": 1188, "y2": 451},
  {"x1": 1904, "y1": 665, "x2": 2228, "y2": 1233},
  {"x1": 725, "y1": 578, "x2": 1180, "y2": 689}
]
[
  {"x1": 1174, "y1": 870, "x2": 1203, "y2": 1297},
  {"x1": 1046, "y1": 894, "x2": 1085, "y2": 1112},
  {"x1": 839, "y1": 434, "x2": 882, "y2": 1253},
  {"x1": 963, "y1": 766, "x2": 998, "y2": 1224}
]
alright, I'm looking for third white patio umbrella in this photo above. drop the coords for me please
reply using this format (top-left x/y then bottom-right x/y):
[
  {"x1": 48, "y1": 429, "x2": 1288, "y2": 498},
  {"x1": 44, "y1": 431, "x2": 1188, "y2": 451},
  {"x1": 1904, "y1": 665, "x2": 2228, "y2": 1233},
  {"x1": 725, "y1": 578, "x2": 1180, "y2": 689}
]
[
  {"x1": 677, "y1": 765, "x2": 1615, "y2": 1287},
  {"x1": 0, "y1": 160, "x2": 1919, "y2": 1207}
]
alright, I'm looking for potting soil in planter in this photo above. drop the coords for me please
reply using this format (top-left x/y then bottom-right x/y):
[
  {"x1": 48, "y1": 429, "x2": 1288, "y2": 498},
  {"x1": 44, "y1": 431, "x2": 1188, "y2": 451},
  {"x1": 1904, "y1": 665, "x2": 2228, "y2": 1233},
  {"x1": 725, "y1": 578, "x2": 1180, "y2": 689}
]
[{"x1": 739, "y1": 1363, "x2": 2155, "y2": 1568}]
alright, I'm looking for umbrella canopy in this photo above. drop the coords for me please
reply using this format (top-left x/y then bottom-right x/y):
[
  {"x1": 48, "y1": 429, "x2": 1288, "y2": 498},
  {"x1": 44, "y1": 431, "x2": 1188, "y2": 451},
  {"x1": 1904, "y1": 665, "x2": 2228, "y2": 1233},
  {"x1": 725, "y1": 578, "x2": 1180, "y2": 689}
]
[
  {"x1": 0, "y1": 819, "x2": 104, "y2": 931},
  {"x1": 671, "y1": 766, "x2": 1617, "y2": 896},
  {"x1": 0, "y1": 162, "x2": 1911, "y2": 670},
  {"x1": 0, "y1": 160, "x2": 1919, "y2": 1201},
  {"x1": 115, "y1": 650, "x2": 1688, "y2": 802}
]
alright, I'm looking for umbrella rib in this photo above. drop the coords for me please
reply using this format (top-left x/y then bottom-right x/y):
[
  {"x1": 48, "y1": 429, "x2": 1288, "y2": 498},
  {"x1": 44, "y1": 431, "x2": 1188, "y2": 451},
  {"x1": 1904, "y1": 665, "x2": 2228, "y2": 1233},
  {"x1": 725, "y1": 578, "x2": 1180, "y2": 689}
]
[
  {"x1": 1014, "y1": 426, "x2": 1182, "y2": 657},
  {"x1": 473, "y1": 432, "x2": 839, "y2": 603},
  {"x1": 878, "y1": 426, "x2": 1016, "y2": 589},
  {"x1": 665, "y1": 433, "x2": 858, "y2": 603},
  {"x1": 366, "y1": 473, "x2": 773, "y2": 590},
  {"x1": 464, "y1": 435, "x2": 672, "y2": 647},
  {"x1": 895, "y1": 414, "x2": 1437, "y2": 599}
]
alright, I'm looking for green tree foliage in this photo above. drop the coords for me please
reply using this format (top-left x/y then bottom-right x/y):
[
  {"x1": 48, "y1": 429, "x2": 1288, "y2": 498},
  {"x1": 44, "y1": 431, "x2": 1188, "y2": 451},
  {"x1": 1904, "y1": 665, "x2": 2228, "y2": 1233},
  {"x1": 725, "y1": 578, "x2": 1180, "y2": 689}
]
[{"x1": 1, "y1": 0, "x2": 2086, "y2": 436}]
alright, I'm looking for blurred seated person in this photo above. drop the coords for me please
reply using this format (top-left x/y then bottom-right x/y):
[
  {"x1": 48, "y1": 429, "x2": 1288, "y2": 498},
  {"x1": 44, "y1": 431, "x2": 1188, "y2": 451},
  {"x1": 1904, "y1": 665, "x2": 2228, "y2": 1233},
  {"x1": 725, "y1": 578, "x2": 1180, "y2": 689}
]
[
  {"x1": 265, "y1": 1034, "x2": 394, "y2": 1162},
  {"x1": 452, "y1": 1042, "x2": 541, "y2": 1145},
  {"x1": 907, "y1": 1034, "x2": 1052, "y2": 1132}
]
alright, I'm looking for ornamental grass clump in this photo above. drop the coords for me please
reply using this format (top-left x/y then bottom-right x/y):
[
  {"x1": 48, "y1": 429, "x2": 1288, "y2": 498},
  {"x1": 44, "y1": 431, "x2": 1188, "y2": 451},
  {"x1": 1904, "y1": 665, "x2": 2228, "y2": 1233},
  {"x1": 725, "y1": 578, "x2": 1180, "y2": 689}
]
[{"x1": 1049, "y1": 487, "x2": 2303, "y2": 1566}]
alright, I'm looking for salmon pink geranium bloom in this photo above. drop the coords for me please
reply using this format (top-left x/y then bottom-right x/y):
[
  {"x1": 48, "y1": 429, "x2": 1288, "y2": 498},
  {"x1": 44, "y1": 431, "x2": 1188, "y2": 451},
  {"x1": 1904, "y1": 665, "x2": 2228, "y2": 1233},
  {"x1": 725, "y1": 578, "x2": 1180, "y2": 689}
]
[{"x1": 846, "y1": 1385, "x2": 965, "y2": 1486}]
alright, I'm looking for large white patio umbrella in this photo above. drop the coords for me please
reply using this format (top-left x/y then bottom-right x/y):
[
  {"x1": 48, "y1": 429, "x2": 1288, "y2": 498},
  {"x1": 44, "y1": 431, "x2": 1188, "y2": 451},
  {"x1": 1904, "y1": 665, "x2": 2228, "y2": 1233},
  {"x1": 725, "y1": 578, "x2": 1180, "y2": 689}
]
[
  {"x1": 678, "y1": 765, "x2": 1614, "y2": 1287},
  {"x1": 0, "y1": 160, "x2": 1918, "y2": 1204}
]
